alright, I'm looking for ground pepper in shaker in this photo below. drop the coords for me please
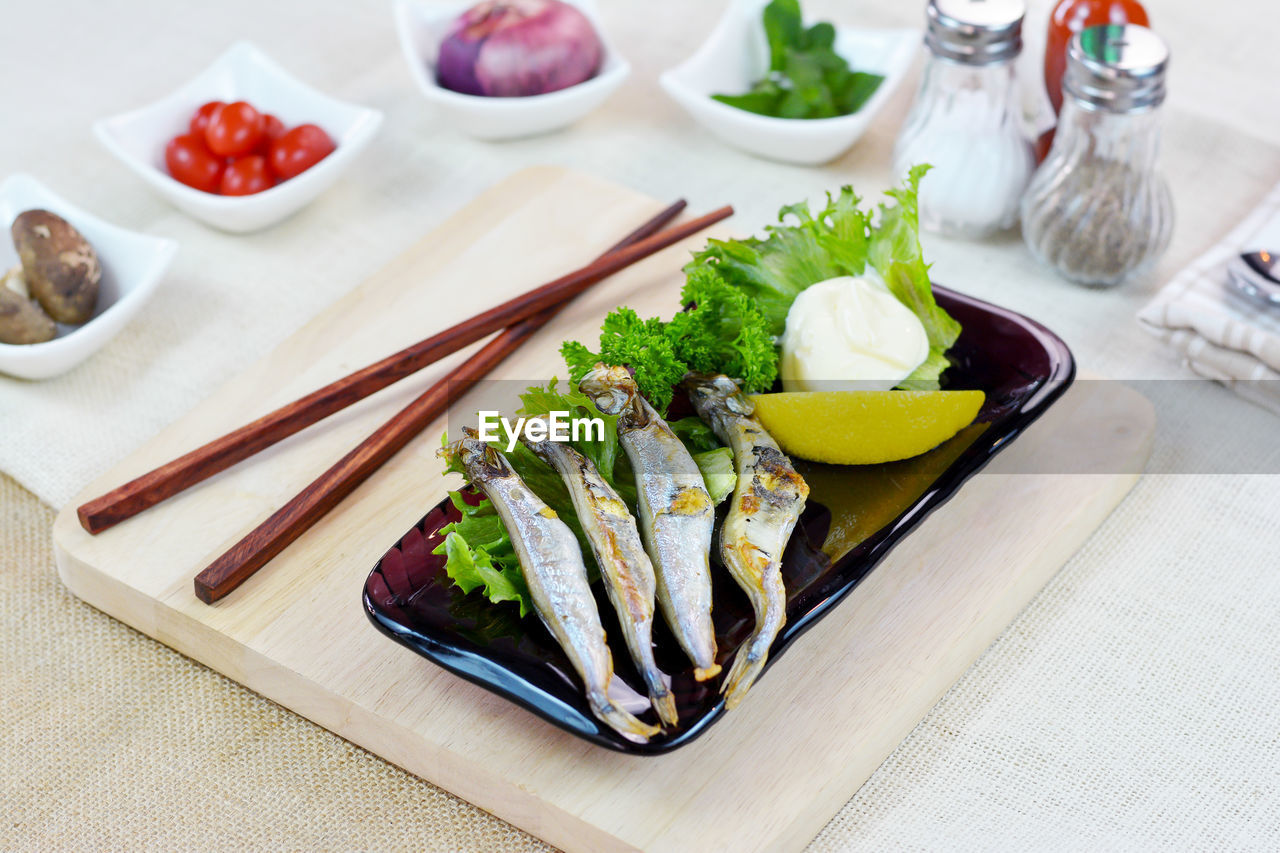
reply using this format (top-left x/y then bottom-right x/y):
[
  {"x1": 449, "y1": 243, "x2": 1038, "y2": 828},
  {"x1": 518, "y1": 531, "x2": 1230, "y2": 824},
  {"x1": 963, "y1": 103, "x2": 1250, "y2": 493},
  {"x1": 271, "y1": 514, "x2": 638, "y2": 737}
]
[
  {"x1": 1020, "y1": 24, "x2": 1173, "y2": 287},
  {"x1": 893, "y1": 0, "x2": 1035, "y2": 238}
]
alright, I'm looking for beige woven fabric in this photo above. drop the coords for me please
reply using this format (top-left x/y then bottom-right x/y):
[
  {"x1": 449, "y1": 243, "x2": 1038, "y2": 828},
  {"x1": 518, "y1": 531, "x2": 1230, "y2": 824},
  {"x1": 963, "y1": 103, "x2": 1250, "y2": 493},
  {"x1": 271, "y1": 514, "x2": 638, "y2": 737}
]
[{"x1": 0, "y1": 472, "x2": 549, "y2": 851}]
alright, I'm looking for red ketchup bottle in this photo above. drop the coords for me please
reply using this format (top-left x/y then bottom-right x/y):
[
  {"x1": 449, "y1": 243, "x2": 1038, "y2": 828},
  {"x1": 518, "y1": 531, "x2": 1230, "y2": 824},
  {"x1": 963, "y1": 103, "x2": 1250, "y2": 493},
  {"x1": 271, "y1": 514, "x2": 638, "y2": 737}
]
[{"x1": 1037, "y1": 0, "x2": 1149, "y2": 158}]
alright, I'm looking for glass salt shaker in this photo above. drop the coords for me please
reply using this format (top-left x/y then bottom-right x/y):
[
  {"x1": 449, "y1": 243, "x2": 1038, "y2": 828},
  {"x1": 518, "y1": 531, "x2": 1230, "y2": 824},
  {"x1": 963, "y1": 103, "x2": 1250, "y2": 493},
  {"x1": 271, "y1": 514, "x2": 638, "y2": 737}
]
[
  {"x1": 893, "y1": 0, "x2": 1035, "y2": 238},
  {"x1": 1021, "y1": 24, "x2": 1173, "y2": 287}
]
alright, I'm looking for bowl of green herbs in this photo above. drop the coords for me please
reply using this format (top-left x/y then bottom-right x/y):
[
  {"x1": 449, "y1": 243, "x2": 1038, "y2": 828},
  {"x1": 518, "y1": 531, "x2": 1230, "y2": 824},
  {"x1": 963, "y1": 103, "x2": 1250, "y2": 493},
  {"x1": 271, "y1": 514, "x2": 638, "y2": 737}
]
[{"x1": 660, "y1": 0, "x2": 918, "y2": 165}]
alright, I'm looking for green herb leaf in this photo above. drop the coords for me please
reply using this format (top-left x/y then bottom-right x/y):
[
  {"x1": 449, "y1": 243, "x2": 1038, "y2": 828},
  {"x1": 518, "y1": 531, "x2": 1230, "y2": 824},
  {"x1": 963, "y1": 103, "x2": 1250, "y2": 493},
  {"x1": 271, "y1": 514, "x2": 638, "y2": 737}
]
[
  {"x1": 669, "y1": 266, "x2": 778, "y2": 393},
  {"x1": 560, "y1": 309, "x2": 685, "y2": 413},
  {"x1": 836, "y1": 70, "x2": 884, "y2": 114},
  {"x1": 762, "y1": 0, "x2": 803, "y2": 71},
  {"x1": 560, "y1": 340, "x2": 600, "y2": 388},
  {"x1": 711, "y1": 89, "x2": 784, "y2": 117},
  {"x1": 713, "y1": 0, "x2": 883, "y2": 120}
]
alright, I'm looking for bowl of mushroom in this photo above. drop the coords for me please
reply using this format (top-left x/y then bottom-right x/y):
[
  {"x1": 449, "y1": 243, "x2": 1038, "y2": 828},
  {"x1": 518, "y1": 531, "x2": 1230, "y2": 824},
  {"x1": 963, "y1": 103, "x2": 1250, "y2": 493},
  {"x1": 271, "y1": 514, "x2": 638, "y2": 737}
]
[{"x1": 0, "y1": 174, "x2": 177, "y2": 380}]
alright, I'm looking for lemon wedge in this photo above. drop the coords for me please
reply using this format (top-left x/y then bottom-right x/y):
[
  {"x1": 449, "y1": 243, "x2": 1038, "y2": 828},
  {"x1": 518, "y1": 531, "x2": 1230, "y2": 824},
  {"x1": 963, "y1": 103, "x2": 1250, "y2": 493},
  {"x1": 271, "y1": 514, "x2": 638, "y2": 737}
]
[{"x1": 750, "y1": 390, "x2": 986, "y2": 465}]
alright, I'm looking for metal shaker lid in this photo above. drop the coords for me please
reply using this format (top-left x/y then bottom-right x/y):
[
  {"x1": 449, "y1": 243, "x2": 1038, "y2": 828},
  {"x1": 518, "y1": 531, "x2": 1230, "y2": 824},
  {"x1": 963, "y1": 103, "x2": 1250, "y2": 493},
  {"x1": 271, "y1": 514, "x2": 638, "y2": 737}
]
[
  {"x1": 925, "y1": 0, "x2": 1025, "y2": 65},
  {"x1": 1065, "y1": 24, "x2": 1169, "y2": 112}
]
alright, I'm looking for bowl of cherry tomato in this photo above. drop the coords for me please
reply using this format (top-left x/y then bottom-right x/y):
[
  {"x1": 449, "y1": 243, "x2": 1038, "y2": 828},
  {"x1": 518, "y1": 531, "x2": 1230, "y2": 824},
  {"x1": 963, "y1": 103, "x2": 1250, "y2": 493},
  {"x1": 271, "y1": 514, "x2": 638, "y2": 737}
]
[{"x1": 94, "y1": 42, "x2": 382, "y2": 233}]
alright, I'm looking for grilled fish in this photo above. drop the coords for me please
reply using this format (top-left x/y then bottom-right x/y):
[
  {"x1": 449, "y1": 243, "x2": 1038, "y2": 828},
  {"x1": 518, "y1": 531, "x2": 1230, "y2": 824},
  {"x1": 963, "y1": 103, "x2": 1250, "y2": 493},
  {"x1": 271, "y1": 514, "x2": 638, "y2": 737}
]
[
  {"x1": 522, "y1": 435, "x2": 678, "y2": 726},
  {"x1": 682, "y1": 373, "x2": 809, "y2": 708},
  {"x1": 580, "y1": 364, "x2": 721, "y2": 682},
  {"x1": 440, "y1": 430, "x2": 659, "y2": 743}
]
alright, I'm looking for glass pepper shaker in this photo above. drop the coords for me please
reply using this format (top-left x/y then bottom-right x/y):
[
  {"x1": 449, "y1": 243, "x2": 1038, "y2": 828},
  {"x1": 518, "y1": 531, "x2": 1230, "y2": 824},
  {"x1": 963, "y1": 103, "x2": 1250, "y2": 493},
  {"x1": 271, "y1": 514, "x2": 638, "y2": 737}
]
[
  {"x1": 893, "y1": 0, "x2": 1035, "y2": 238},
  {"x1": 1021, "y1": 24, "x2": 1173, "y2": 287}
]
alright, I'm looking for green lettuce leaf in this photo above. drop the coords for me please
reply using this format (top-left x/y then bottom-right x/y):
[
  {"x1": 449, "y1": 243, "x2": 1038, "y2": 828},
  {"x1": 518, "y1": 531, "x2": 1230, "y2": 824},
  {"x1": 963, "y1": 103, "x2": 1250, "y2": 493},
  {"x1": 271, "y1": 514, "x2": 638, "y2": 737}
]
[
  {"x1": 692, "y1": 447, "x2": 736, "y2": 505},
  {"x1": 667, "y1": 416, "x2": 720, "y2": 454},
  {"x1": 867, "y1": 165, "x2": 961, "y2": 389},
  {"x1": 439, "y1": 532, "x2": 530, "y2": 618},
  {"x1": 686, "y1": 186, "x2": 870, "y2": 336},
  {"x1": 687, "y1": 169, "x2": 959, "y2": 388},
  {"x1": 432, "y1": 493, "x2": 531, "y2": 618},
  {"x1": 895, "y1": 348, "x2": 952, "y2": 390},
  {"x1": 517, "y1": 379, "x2": 622, "y2": 489}
]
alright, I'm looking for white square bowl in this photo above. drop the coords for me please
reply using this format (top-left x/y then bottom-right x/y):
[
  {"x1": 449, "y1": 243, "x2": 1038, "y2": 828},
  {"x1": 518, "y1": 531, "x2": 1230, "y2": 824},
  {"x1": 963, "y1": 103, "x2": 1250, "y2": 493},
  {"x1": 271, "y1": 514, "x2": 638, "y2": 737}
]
[
  {"x1": 93, "y1": 41, "x2": 383, "y2": 233},
  {"x1": 660, "y1": 0, "x2": 919, "y2": 165},
  {"x1": 394, "y1": 0, "x2": 630, "y2": 140},
  {"x1": 0, "y1": 174, "x2": 178, "y2": 380}
]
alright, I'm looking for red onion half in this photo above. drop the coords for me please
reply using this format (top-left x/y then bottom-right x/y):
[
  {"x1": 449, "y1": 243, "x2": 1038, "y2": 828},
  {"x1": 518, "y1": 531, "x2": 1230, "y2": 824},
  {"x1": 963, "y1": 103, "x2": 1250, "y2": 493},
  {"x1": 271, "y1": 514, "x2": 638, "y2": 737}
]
[{"x1": 436, "y1": 0, "x2": 604, "y2": 98}]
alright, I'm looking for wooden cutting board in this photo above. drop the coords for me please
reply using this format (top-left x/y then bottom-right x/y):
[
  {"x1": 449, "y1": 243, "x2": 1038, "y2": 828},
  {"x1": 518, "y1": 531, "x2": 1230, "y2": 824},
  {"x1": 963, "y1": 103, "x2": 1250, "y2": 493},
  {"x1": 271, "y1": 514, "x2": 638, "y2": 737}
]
[{"x1": 52, "y1": 167, "x2": 1154, "y2": 853}]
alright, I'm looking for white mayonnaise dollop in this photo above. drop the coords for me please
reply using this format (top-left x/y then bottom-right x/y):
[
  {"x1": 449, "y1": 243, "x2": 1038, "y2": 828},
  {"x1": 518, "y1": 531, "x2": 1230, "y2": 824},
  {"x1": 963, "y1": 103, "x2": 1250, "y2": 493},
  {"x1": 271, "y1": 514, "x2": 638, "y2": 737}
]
[{"x1": 780, "y1": 275, "x2": 929, "y2": 392}]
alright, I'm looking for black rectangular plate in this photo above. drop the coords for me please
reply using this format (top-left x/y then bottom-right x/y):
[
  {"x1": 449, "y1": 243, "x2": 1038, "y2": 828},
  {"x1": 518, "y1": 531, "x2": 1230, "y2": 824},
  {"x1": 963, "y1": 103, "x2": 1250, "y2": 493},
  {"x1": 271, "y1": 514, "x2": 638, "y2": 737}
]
[{"x1": 363, "y1": 286, "x2": 1075, "y2": 754}]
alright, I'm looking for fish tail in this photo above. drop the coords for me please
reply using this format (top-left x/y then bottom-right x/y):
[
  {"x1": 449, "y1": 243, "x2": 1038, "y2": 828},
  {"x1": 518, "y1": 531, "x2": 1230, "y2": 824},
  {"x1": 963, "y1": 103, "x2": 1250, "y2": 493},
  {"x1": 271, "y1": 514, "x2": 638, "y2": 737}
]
[
  {"x1": 635, "y1": 659, "x2": 679, "y2": 726},
  {"x1": 722, "y1": 582, "x2": 785, "y2": 708},
  {"x1": 589, "y1": 691, "x2": 660, "y2": 743},
  {"x1": 720, "y1": 642, "x2": 770, "y2": 709},
  {"x1": 721, "y1": 560, "x2": 786, "y2": 708},
  {"x1": 693, "y1": 663, "x2": 722, "y2": 682},
  {"x1": 651, "y1": 688, "x2": 679, "y2": 728}
]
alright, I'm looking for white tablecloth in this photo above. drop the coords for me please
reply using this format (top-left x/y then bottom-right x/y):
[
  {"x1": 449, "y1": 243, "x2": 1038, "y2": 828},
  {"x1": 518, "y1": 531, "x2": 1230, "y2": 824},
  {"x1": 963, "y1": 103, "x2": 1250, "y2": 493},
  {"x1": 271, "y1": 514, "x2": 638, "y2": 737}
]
[{"x1": 3, "y1": 0, "x2": 1279, "y2": 848}]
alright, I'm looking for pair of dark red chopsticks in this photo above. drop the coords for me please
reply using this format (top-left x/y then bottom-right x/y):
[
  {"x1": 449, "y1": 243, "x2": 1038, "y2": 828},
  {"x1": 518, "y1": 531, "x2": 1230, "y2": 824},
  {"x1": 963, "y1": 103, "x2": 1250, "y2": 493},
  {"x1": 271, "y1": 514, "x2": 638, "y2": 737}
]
[{"x1": 75, "y1": 200, "x2": 733, "y2": 604}]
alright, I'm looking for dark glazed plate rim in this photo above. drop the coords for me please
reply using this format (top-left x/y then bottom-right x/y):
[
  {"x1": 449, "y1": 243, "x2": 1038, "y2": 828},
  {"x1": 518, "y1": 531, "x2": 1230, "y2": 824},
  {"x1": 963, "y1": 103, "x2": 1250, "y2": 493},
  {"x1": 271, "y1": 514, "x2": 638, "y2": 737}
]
[{"x1": 363, "y1": 284, "x2": 1076, "y2": 754}]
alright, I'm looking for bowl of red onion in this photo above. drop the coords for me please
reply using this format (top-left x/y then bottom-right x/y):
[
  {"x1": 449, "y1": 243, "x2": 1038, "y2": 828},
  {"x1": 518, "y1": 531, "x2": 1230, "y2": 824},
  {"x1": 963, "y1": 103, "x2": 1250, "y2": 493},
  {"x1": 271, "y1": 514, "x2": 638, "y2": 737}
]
[{"x1": 394, "y1": 0, "x2": 629, "y2": 140}]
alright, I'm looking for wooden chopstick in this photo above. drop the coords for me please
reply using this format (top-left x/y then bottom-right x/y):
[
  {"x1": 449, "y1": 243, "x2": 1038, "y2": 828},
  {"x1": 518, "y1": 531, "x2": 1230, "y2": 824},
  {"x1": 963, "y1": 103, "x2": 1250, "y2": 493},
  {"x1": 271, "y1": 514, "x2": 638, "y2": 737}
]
[
  {"x1": 193, "y1": 201, "x2": 732, "y2": 603},
  {"x1": 77, "y1": 200, "x2": 723, "y2": 535}
]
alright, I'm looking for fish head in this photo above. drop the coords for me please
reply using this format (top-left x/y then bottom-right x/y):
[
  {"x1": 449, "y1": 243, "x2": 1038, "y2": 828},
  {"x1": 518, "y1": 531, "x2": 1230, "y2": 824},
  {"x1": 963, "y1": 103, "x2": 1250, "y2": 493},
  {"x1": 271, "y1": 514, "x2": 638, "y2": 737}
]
[
  {"x1": 578, "y1": 363, "x2": 636, "y2": 415},
  {"x1": 438, "y1": 426, "x2": 509, "y2": 481},
  {"x1": 682, "y1": 372, "x2": 755, "y2": 417}
]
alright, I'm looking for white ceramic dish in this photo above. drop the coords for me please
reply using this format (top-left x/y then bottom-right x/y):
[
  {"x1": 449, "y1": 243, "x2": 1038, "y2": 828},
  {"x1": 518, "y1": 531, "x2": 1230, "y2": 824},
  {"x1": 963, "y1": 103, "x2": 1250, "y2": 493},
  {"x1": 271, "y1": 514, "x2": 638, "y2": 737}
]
[
  {"x1": 660, "y1": 0, "x2": 919, "y2": 165},
  {"x1": 394, "y1": 0, "x2": 629, "y2": 140},
  {"x1": 0, "y1": 175, "x2": 177, "y2": 380},
  {"x1": 94, "y1": 42, "x2": 382, "y2": 233}
]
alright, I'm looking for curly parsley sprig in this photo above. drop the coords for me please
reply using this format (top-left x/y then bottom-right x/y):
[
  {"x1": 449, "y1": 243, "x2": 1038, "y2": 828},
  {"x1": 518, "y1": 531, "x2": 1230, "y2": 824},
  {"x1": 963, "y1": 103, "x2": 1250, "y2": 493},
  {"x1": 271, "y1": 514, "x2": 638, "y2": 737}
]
[{"x1": 561, "y1": 270, "x2": 777, "y2": 414}]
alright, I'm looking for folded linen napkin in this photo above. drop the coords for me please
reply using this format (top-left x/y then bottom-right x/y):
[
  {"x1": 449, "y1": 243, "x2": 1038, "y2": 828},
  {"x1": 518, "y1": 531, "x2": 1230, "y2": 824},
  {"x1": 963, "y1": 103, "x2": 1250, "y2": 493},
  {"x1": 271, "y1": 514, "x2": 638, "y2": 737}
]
[{"x1": 1138, "y1": 182, "x2": 1280, "y2": 414}]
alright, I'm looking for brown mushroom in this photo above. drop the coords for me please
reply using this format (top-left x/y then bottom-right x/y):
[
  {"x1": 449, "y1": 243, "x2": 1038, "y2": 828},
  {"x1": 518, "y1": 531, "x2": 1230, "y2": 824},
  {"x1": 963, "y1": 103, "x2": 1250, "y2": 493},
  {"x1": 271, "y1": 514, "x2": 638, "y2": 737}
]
[
  {"x1": 0, "y1": 265, "x2": 57, "y2": 345},
  {"x1": 11, "y1": 209, "x2": 101, "y2": 324}
]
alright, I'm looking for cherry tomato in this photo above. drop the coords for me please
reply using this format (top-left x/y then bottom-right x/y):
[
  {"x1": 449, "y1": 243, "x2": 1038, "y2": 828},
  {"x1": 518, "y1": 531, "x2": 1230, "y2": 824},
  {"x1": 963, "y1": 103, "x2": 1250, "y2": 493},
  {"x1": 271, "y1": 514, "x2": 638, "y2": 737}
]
[
  {"x1": 262, "y1": 114, "x2": 287, "y2": 142},
  {"x1": 189, "y1": 101, "x2": 225, "y2": 136},
  {"x1": 254, "y1": 113, "x2": 287, "y2": 154},
  {"x1": 205, "y1": 101, "x2": 265, "y2": 157},
  {"x1": 268, "y1": 124, "x2": 336, "y2": 181},
  {"x1": 220, "y1": 155, "x2": 275, "y2": 196},
  {"x1": 165, "y1": 133, "x2": 225, "y2": 193}
]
